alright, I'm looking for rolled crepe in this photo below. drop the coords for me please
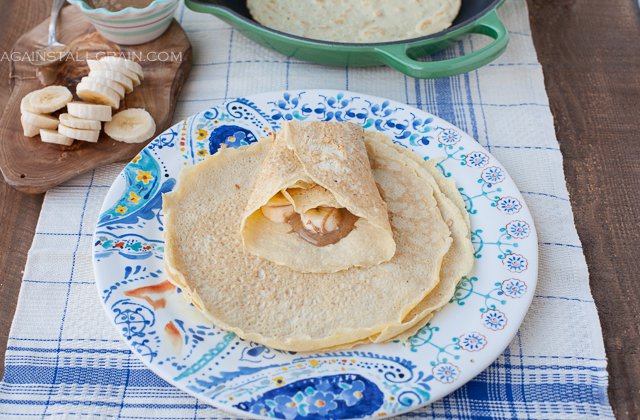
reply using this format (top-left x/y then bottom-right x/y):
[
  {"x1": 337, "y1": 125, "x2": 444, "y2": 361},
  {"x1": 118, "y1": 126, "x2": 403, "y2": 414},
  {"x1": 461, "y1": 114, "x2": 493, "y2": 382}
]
[{"x1": 240, "y1": 121, "x2": 396, "y2": 273}]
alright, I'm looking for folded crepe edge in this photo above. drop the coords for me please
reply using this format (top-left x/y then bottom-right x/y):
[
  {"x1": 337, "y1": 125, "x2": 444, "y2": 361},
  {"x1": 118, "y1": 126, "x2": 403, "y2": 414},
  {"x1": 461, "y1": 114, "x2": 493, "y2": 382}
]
[
  {"x1": 239, "y1": 121, "x2": 396, "y2": 273},
  {"x1": 365, "y1": 133, "x2": 474, "y2": 343},
  {"x1": 162, "y1": 142, "x2": 266, "y2": 312}
]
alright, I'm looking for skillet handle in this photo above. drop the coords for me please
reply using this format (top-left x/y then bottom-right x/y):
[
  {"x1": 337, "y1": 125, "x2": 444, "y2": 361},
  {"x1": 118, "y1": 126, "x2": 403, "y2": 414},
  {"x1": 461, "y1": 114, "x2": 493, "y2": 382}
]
[{"x1": 374, "y1": 10, "x2": 509, "y2": 79}]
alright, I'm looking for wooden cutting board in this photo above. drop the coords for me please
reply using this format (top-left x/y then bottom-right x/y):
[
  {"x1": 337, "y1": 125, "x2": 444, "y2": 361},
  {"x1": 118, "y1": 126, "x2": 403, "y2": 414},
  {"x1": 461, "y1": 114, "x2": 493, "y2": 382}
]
[{"x1": 0, "y1": 6, "x2": 192, "y2": 193}]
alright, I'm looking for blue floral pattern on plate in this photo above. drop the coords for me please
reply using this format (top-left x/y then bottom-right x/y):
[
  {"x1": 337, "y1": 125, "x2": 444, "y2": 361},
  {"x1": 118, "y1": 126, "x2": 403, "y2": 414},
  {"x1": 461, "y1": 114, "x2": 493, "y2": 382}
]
[
  {"x1": 501, "y1": 279, "x2": 528, "y2": 298},
  {"x1": 458, "y1": 332, "x2": 488, "y2": 352},
  {"x1": 92, "y1": 90, "x2": 538, "y2": 419}
]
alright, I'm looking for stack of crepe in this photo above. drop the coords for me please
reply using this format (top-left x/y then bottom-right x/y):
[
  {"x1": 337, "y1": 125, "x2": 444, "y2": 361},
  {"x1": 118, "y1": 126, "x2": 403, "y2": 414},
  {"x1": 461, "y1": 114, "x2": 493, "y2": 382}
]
[
  {"x1": 247, "y1": 0, "x2": 462, "y2": 43},
  {"x1": 163, "y1": 121, "x2": 474, "y2": 352}
]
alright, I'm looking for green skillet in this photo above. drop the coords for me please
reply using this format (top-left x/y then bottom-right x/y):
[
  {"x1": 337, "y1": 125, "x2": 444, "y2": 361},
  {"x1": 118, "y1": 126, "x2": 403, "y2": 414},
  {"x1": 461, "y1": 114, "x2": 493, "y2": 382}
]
[{"x1": 185, "y1": 0, "x2": 508, "y2": 79}]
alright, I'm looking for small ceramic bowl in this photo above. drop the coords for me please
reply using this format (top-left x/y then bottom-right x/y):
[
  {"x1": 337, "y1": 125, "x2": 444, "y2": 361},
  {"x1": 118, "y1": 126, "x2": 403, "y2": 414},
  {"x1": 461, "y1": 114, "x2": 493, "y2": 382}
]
[{"x1": 67, "y1": 0, "x2": 180, "y2": 45}]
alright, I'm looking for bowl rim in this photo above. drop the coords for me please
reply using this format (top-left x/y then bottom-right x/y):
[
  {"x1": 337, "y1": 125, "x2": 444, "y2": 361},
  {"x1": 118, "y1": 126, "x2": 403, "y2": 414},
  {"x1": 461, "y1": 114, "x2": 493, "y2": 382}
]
[{"x1": 67, "y1": 0, "x2": 178, "y2": 17}]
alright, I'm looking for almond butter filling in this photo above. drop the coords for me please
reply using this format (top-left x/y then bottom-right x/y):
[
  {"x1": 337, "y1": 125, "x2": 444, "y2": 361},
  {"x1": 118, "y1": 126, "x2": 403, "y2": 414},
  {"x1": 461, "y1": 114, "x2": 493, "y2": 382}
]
[
  {"x1": 259, "y1": 192, "x2": 359, "y2": 247},
  {"x1": 287, "y1": 208, "x2": 358, "y2": 247}
]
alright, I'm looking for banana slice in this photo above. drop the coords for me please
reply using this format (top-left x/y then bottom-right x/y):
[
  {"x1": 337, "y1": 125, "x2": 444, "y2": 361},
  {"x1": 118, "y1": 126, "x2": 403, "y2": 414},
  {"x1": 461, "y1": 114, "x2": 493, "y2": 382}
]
[
  {"x1": 87, "y1": 59, "x2": 141, "y2": 86},
  {"x1": 99, "y1": 56, "x2": 144, "y2": 79},
  {"x1": 261, "y1": 193, "x2": 295, "y2": 223},
  {"x1": 76, "y1": 80, "x2": 121, "y2": 110},
  {"x1": 21, "y1": 111, "x2": 58, "y2": 137},
  {"x1": 81, "y1": 76, "x2": 125, "y2": 99},
  {"x1": 58, "y1": 124, "x2": 100, "y2": 143},
  {"x1": 26, "y1": 85, "x2": 72, "y2": 114},
  {"x1": 40, "y1": 128, "x2": 73, "y2": 146},
  {"x1": 20, "y1": 91, "x2": 38, "y2": 113},
  {"x1": 21, "y1": 111, "x2": 59, "y2": 129},
  {"x1": 300, "y1": 207, "x2": 342, "y2": 234},
  {"x1": 21, "y1": 116, "x2": 40, "y2": 137},
  {"x1": 67, "y1": 102, "x2": 112, "y2": 122},
  {"x1": 88, "y1": 70, "x2": 134, "y2": 93},
  {"x1": 104, "y1": 108, "x2": 156, "y2": 143},
  {"x1": 59, "y1": 113, "x2": 101, "y2": 131}
]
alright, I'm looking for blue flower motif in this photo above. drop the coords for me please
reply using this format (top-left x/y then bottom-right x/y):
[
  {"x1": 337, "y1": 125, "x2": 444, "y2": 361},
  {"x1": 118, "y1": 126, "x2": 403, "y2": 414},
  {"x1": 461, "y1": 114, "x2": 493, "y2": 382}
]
[
  {"x1": 267, "y1": 92, "x2": 438, "y2": 146},
  {"x1": 323, "y1": 94, "x2": 353, "y2": 110},
  {"x1": 465, "y1": 151, "x2": 489, "y2": 168},
  {"x1": 269, "y1": 92, "x2": 311, "y2": 121},
  {"x1": 497, "y1": 197, "x2": 522, "y2": 214},
  {"x1": 506, "y1": 220, "x2": 530, "y2": 239},
  {"x1": 209, "y1": 125, "x2": 257, "y2": 155},
  {"x1": 306, "y1": 390, "x2": 337, "y2": 416},
  {"x1": 147, "y1": 128, "x2": 177, "y2": 150},
  {"x1": 225, "y1": 130, "x2": 247, "y2": 148},
  {"x1": 249, "y1": 402, "x2": 270, "y2": 417},
  {"x1": 240, "y1": 343, "x2": 276, "y2": 363},
  {"x1": 503, "y1": 253, "x2": 528, "y2": 273},
  {"x1": 481, "y1": 166, "x2": 505, "y2": 185},
  {"x1": 314, "y1": 380, "x2": 332, "y2": 393},
  {"x1": 438, "y1": 128, "x2": 461, "y2": 145},
  {"x1": 273, "y1": 394, "x2": 302, "y2": 419},
  {"x1": 501, "y1": 279, "x2": 527, "y2": 298},
  {"x1": 432, "y1": 363, "x2": 460, "y2": 384},
  {"x1": 112, "y1": 300, "x2": 153, "y2": 341},
  {"x1": 339, "y1": 380, "x2": 365, "y2": 407},
  {"x1": 482, "y1": 309, "x2": 507, "y2": 330},
  {"x1": 458, "y1": 332, "x2": 487, "y2": 352}
]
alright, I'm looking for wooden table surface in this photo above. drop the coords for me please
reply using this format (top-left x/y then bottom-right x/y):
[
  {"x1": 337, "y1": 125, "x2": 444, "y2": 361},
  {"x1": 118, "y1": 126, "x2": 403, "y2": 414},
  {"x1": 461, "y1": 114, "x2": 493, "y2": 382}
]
[{"x1": 1, "y1": 0, "x2": 639, "y2": 417}]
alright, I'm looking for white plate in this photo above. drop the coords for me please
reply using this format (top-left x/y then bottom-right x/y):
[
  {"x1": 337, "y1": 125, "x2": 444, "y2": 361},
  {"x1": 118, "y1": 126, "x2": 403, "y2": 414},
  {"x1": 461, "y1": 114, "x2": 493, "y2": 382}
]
[{"x1": 93, "y1": 90, "x2": 537, "y2": 419}]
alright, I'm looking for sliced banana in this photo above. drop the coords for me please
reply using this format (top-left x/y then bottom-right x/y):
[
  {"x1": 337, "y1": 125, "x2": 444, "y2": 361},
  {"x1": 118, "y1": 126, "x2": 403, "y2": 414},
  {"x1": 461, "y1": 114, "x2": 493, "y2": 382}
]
[
  {"x1": 261, "y1": 193, "x2": 295, "y2": 224},
  {"x1": 22, "y1": 111, "x2": 59, "y2": 137},
  {"x1": 18, "y1": 54, "x2": 150, "y2": 145},
  {"x1": 40, "y1": 128, "x2": 73, "y2": 146},
  {"x1": 76, "y1": 81, "x2": 121, "y2": 110},
  {"x1": 104, "y1": 108, "x2": 156, "y2": 143},
  {"x1": 59, "y1": 113, "x2": 101, "y2": 131},
  {"x1": 81, "y1": 76, "x2": 125, "y2": 99},
  {"x1": 26, "y1": 85, "x2": 72, "y2": 114},
  {"x1": 99, "y1": 56, "x2": 144, "y2": 79},
  {"x1": 21, "y1": 111, "x2": 59, "y2": 130},
  {"x1": 87, "y1": 59, "x2": 141, "y2": 86},
  {"x1": 89, "y1": 69, "x2": 134, "y2": 93},
  {"x1": 20, "y1": 91, "x2": 39, "y2": 113},
  {"x1": 67, "y1": 102, "x2": 112, "y2": 122},
  {"x1": 21, "y1": 116, "x2": 40, "y2": 137},
  {"x1": 58, "y1": 124, "x2": 100, "y2": 143},
  {"x1": 300, "y1": 207, "x2": 342, "y2": 234}
]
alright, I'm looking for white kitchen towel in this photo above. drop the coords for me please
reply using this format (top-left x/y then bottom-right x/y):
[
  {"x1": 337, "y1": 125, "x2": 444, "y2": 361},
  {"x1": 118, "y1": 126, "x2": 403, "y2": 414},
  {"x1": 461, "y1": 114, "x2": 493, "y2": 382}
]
[{"x1": 0, "y1": 0, "x2": 615, "y2": 418}]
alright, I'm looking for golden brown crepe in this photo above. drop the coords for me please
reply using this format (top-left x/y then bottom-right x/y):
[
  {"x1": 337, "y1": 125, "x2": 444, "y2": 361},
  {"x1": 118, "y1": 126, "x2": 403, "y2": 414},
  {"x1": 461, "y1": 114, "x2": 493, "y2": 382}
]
[
  {"x1": 318, "y1": 135, "x2": 473, "y2": 348},
  {"x1": 162, "y1": 129, "x2": 459, "y2": 351},
  {"x1": 247, "y1": 0, "x2": 462, "y2": 43},
  {"x1": 241, "y1": 122, "x2": 396, "y2": 273},
  {"x1": 366, "y1": 133, "x2": 474, "y2": 342}
]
